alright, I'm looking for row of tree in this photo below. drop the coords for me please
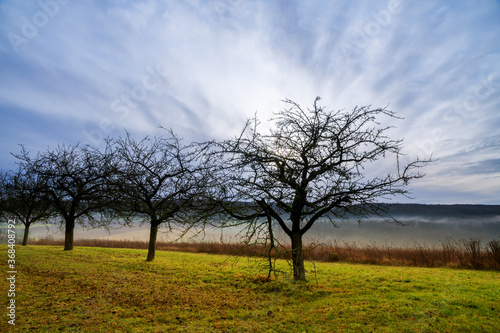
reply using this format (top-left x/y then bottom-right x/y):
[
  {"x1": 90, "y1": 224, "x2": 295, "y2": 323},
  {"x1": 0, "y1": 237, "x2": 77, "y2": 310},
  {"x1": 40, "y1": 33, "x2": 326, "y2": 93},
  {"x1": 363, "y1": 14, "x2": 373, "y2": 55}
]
[{"x1": 0, "y1": 98, "x2": 429, "y2": 280}]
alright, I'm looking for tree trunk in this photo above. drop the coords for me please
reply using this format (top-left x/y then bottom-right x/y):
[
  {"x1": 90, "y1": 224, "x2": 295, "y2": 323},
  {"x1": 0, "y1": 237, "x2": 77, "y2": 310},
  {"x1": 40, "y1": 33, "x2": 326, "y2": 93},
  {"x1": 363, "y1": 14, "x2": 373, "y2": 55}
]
[
  {"x1": 291, "y1": 232, "x2": 306, "y2": 281},
  {"x1": 146, "y1": 221, "x2": 160, "y2": 262},
  {"x1": 64, "y1": 218, "x2": 75, "y2": 251},
  {"x1": 22, "y1": 223, "x2": 30, "y2": 246}
]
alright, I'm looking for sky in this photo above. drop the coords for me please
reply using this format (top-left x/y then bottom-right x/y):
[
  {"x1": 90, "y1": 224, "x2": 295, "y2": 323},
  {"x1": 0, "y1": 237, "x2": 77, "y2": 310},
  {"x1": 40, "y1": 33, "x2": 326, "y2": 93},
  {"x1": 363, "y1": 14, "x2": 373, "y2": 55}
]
[{"x1": 0, "y1": 0, "x2": 499, "y2": 204}]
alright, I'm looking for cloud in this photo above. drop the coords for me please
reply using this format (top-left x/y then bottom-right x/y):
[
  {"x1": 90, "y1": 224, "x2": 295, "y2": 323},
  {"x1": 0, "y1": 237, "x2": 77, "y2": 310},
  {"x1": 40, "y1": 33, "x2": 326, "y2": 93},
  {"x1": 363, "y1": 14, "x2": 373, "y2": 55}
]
[
  {"x1": 462, "y1": 159, "x2": 500, "y2": 176},
  {"x1": 0, "y1": 0, "x2": 499, "y2": 203}
]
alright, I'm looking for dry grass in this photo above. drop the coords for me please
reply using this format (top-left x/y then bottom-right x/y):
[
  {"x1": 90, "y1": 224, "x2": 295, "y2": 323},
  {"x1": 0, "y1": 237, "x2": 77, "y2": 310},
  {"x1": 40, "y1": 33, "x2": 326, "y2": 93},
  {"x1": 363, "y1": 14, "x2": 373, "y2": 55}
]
[
  {"x1": 6, "y1": 245, "x2": 500, "y2": 332},
  {"x1": 305, "y1": 238, "x2": 500, "y2": 270},
  {"x1": 27, "y1": 236, "x2": 500, "y2": 270}
]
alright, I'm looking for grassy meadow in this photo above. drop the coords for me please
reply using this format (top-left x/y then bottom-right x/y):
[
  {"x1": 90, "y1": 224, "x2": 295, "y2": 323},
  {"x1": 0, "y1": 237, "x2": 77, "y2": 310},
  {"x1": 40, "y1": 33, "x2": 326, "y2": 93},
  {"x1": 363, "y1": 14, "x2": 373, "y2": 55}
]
[
  {"x1": 2, "y1": 245, "x2": 499, "y2": 332},
  {"x1": 29, "y1": 236, "x2": 500, "y2": 270}
]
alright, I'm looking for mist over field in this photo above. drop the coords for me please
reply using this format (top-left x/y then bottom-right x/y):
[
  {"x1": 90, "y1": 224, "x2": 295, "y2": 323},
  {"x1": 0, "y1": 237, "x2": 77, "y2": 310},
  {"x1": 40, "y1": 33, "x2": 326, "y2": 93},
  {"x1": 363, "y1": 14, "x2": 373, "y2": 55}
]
[
  {"x1": 21, "y1": 205, "x2": 500, "y2": 247},
  {"x1": 297, "y1": 217, "x2": 500, "y2": 246}
]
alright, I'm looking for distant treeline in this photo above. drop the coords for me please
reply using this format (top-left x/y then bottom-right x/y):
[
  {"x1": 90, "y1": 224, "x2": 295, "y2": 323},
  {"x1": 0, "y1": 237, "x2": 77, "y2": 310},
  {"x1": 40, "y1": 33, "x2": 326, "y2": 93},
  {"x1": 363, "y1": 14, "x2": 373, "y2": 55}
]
[{"x1": 379, "y1": 204, "x2": 500, "y2": 219}]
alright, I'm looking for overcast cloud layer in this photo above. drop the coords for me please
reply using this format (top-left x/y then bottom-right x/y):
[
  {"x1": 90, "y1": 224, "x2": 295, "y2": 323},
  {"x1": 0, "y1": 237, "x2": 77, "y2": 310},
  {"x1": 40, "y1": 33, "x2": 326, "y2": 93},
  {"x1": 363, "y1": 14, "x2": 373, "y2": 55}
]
[{"x1": 1, "y1": 0, "x2": 499, "y2": 204}]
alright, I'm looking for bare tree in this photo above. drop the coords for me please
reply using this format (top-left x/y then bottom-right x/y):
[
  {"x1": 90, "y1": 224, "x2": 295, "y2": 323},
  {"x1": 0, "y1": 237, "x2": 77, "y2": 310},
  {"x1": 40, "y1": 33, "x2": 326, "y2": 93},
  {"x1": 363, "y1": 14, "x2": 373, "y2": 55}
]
[
  {"x1": 0, "y1": 168, "x2": 53, "y2": 245},
  {"x1": 217, "y1": 97, "x2": 430, "y2": 281},
  {"x1": 14, "y1": 143, "x2": 115, "y2": 250},
  {"x1": 0, "y1": 170, "x2": 8, "y2": 219},
  {"x1": 111, "y1": 131, "x2": 206, "y2": 262}
]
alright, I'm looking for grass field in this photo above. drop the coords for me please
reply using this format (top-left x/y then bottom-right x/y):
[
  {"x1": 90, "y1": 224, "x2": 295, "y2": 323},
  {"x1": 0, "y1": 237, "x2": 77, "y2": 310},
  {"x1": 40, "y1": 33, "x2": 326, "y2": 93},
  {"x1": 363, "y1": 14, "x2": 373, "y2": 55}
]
[
  {"x1": 27, "y1": 236, "x2": 500, "y2": 270},
  {"x1": 2, "y1": 245, "x2": 499, "y2": 332}
]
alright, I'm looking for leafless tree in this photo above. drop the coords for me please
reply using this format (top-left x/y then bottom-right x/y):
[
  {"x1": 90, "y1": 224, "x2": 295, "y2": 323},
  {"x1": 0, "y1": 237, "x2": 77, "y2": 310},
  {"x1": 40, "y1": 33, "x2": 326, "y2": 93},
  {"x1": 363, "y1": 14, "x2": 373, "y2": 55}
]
[
  {"x1": 111, "y1": 130, "x2": 208, "y2": 262},
  {"x1": 0, "y1": 168, "x2": 53, "y2": 245},
  {"x1": 13, "y1": 143, "x2": 115, "y2": 250},
  {"x1": 216, "y1": 97, "x2": 430, "y2": 281},
  {"x1": 0, "y1": 170, "x2": 8, "y2": 218}
]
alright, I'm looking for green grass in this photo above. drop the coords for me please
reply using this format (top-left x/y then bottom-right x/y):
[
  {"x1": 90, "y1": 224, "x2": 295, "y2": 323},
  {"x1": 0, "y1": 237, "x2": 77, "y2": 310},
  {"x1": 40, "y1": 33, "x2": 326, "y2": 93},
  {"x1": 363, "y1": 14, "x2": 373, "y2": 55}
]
[{"x1": 2, "y1": 245, "x2": 499, "y2": 332}]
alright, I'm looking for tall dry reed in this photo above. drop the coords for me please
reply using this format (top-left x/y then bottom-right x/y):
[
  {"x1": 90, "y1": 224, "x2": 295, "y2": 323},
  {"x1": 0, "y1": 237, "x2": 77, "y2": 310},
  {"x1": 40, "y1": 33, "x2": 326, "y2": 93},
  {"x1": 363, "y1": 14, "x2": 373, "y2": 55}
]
[{"x1": 26, "y1": 236, "x2": 500, "y2": 270}]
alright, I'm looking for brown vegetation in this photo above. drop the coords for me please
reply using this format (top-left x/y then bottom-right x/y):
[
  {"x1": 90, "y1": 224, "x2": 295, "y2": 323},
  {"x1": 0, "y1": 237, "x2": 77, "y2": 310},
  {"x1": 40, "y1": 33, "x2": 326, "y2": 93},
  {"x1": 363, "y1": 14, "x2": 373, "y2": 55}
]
[{"x1": 28, "y1": 236, "x2": 500, "y2": 270}]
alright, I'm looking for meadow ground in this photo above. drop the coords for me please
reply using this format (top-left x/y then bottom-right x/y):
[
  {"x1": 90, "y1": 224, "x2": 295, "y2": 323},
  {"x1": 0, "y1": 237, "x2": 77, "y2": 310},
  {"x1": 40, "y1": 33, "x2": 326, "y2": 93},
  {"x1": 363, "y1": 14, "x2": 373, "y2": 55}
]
[
  {"x1": 1, "y1": 245, "x2": 499, "y2": 332},
  {"x1": 28, "y1": 237, "x2": 500, "y2": 270}
]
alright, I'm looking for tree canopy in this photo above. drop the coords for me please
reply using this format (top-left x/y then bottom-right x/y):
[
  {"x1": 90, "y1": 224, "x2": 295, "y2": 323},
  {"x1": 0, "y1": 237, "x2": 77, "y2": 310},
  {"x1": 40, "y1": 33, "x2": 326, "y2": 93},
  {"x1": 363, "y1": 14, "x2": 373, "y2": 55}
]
[{"x1": 214, "y1": 97, "x2": 429, "y2": 280}]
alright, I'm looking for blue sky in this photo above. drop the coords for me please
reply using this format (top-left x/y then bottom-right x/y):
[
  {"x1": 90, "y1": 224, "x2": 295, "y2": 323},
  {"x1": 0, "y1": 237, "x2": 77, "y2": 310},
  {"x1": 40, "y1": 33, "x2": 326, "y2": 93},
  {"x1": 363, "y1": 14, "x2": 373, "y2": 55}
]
[{"x1": 0, "y1": 0, "x2": 499, "y2": 204}]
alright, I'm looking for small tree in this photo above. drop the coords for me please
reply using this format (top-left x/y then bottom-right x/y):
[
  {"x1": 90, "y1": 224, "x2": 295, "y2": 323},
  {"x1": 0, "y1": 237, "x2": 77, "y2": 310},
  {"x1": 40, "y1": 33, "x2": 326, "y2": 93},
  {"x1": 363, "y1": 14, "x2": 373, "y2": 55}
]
[
  {"x1": 1, "y1": 168, "x2": 53, "y2": 245},
  {"x1": 112, "y1": 131, "x2": 205, "y2": 262},
  {"x1": 14, "y1": 144, "x2": 115, "y2": 250},
  {"x1": 0, "y1": 170, "x2": 8, "y2": 219},
  {"x1": 219, "y1": 97, "x2": 429, "y2": 281}
]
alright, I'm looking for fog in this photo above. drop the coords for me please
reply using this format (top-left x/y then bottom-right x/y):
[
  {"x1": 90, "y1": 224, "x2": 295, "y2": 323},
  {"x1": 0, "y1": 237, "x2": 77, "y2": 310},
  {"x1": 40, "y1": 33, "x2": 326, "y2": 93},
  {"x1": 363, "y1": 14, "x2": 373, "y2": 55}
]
[
  {"x1": 295, "y1": 218, "x2": 500, "y2": 246},
  {"x1": 23, "y1": 215, "x2": 500, "y2": 247}
]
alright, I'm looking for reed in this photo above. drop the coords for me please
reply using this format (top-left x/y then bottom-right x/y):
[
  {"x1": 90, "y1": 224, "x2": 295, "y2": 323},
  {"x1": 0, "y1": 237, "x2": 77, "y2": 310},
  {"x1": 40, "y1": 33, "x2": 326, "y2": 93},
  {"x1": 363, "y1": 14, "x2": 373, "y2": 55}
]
[{"x1": 27, "y1": 236, "x2": 500, "y2": 270}]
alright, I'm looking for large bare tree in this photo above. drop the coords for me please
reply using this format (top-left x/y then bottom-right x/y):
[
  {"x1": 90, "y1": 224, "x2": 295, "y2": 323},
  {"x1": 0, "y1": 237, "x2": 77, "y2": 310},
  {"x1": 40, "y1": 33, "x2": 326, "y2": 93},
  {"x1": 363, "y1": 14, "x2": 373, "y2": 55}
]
[
  {"x1": 111, "y1": 131, "x2": 207, "y2": 262},
  {"x1": 217, "y1": 97, "x2": 430, "y2": 281},
  {"x1": 14, "y1": 144, "x2": 115, "y2": 250}
]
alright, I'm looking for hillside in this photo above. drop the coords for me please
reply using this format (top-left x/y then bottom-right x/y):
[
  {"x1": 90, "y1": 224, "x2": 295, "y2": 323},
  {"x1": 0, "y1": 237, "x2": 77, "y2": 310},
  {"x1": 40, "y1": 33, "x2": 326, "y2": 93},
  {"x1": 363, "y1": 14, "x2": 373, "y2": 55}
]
[{"x1": 385, "y1": 204, "x2": 500, "y2": 219}]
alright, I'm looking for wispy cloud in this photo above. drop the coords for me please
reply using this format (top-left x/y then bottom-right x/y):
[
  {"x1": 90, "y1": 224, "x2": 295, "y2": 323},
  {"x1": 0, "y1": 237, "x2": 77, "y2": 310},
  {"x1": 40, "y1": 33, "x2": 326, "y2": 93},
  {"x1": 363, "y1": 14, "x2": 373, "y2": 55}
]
[{"x1": 0, "y1": 0, "x2": 499, "y2": 203}]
